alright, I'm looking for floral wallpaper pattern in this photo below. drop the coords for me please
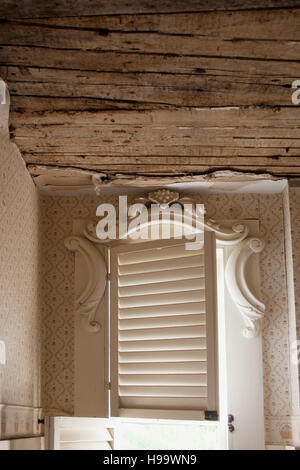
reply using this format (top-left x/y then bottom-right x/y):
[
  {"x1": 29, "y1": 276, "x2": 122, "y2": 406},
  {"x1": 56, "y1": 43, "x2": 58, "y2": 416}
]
[
  {"x1": 259, "y1": 194, "x2": 291, "y2": 418},
  {"x1": 0, "y1": 132, "x2": 42, "y2": 438},
  {"x1": 289, "y1": 188, "x2": 300, "y2": 343}
]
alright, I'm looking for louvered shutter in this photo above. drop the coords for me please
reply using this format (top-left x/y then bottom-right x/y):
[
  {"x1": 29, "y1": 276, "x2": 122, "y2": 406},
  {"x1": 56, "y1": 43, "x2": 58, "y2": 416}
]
[{"x1": 110, "y1": 232, "x2": 218, "y2": 420}]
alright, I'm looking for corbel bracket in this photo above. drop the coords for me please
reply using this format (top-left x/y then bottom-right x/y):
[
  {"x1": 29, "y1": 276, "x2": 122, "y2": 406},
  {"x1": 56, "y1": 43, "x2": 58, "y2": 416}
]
[
  {"x1": 64, "y1": 236, "x2": 107, "y2": 333},
  {"x1": 225, "y1": 237, "x2": 265, "y2": 338}
]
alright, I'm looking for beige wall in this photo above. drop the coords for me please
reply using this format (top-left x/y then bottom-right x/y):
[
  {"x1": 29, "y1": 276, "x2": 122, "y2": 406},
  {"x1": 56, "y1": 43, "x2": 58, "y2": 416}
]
[
  {"x1": 290, "y1": 187, "x2": 300, "y2": 339},
  {"x1": 40, "y1": 191, "x2": 298, "y2": 445},
  {"x1": 0, "y1": 127, "x2": 43, "y2": 439}
]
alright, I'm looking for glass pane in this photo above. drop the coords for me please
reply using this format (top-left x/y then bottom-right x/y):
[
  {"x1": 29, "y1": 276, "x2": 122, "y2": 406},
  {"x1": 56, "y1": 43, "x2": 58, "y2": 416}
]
[{"x1": 115, "y1": 422, "x2": 219, "y2": 450}]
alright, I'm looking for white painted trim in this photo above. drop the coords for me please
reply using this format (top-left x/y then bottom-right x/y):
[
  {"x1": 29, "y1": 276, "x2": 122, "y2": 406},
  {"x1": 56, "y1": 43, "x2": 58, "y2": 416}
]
[
  {"x1": 222, "y1": 220, "x2": 265, "y2": 449},
  {"x1": 83, "y1": 189, "x2": 249, "y2": 247},
  {"x1": 67, "y1": 221, "x2": 109, "y2": 417},
  {"x1": 225, "y1": 237, "x2": 265, "y2": 338},
  {"x1": 65, "y1": 236, "x2": 107, "y2": 332},
  {"x1": 283, "y1": 186, "x2": 300, "y2": 418},
  {"x1": 84, "y1": 216, "x2": 249, "y2": 247}
]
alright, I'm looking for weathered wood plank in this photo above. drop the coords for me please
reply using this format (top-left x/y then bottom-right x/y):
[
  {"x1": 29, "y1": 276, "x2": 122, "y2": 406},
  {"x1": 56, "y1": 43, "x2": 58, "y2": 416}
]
[
  {"x1": 1, "y1": 46, "x2": 300, "y2": 77},
  {"x1": 4, "y1": 74, "x2": 292, "y2": 107},
  {"x1": 19, "y1": 149, "x2": 300, "y2": 158},
  {"x1": 9, "y1": 107, "x2": 300, "y2": 127},
  {"x1": 2, "y1": 8, "x2": 300, "y2": 177},
  {"x1": 9, "y1": 95, "x2": 160, "y2": 111},
  {"x1": 2, "y1": 65, "x2": 295, "y2": 108},
  {"x1": 2, "y1": 1, "x2": 300, "y2": 20},
  {"x1": 1, "y1": 21, "x2": 300, "y2": 61},
  {"x1": 19, "y1": 8, "x2": 300, "y2": 42},
  {"x1": 22, "y1": 153, "x2": 300, "y2": 167},
  {"x1": 0, "y1": 66, "x2": 292, "y2": 89},
  {"x1": 13, "y1": 135, "x2": 300, "y2": 158},
  {"x1": 10, "y1": 123, "x2": 300, "y2": 140}
]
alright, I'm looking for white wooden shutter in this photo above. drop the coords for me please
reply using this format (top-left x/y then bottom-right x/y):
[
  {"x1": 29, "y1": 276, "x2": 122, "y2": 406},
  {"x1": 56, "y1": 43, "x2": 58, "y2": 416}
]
[
  {"x1": 110, "y1": 232, "x2": 218, "y2": 420},
  {"x1": 45, "y1": 417, "x2": 114, "y2": 450}
]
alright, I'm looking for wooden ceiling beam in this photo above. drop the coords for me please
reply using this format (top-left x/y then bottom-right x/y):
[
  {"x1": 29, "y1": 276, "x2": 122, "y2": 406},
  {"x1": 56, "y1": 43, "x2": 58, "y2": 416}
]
[
  {"x1": 1, "y1": 7, "x2": 300, "y2": 177},
  {"x1": 2, "y1": 1, "x2": 300, "y2": 20},
  {"x1": 9, "y1": 106, "x2": 300, "y2": 126}
]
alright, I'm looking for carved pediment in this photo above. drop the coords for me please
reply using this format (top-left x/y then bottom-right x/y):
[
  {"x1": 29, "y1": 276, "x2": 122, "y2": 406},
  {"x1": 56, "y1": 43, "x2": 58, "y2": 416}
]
[{"x1": 65, "y1": 189, "x2": 265, "y2": 337}]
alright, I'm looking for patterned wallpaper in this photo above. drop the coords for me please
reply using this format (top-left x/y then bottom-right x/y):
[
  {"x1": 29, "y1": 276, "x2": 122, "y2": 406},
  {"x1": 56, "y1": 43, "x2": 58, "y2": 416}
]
[
  {"x1": 0, "y1": 130, "x2": 43, "y2": 438},
  {"x1": 290, "y1": 188, "x2": 300, "y2": 339},
  {"x1": 40, "y1": 190, "x2": 297, "y2": 445}
]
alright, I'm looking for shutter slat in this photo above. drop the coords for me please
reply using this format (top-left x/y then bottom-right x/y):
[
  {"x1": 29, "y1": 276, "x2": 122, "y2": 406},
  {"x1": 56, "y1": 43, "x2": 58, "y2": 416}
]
[
  {"x1": 61, "y1": 442, "x2": 112, "y2": 450},
  {"x1": 119, "y1": 301, "x2": 206, "y2": 319},
  {"x1": 119, "y1": 289, "x2": 205, "y2": 308},
  {"x1": 119, "y1": 361, "x2": 207, "y2": 374},
  {"x1": 119, "y1": 314, "x2": 206, "y2": 330},
  {"x1": 119, "y1": 397, "x2": 208, "y2": 411},
  {"x1": 119, "y1": 337, "x2": 207, "y2": 352},
  {"x1": 119, "y1": 373, "x2": 207, "y2": 386},
  {"x1": 119, "y1": 278, "x2": 205, "y2": 297},
  {"x1": 118, "y1": 254, "x2": 204, "y2": 275},
  {"x1": 118, "y1": 244, "x2": 201, "y2": 265},
  {"x1": 119, "y1": 370, "x2": 207, "y2": 387},
  {"x1": 119, "y1": 386, "x2": 207, "y2": 398},
  {"x1": 119, "y1": 350, "x2": 207, "y2": 363},
  {"x1": 119, "y1": 374, "x2": 207, "y2": 387},
  {"x1": 118, "y1": 266, "x2": 205, "y2": 287},
  {"x1": 119, "y1": 325, "x2": 206, "y2": 341},
  {"x1": 60, "y1": 428, "x2": 113, "y2": 443}
]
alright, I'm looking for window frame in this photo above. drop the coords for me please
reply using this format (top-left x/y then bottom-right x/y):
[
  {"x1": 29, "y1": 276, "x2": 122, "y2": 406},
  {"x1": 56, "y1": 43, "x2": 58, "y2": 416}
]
[{"x1": 68, "y1": 216, "x2": 265, "y2": 450}]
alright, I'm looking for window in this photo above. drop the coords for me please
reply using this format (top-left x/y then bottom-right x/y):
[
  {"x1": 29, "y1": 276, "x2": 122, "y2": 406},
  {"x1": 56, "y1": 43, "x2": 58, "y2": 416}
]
[
  {"x1": 114, "y1": 420, "x2": 219, "y2": 450},
  {"x1": 109, "y1": 233, "x2": 218, "y2": 421},
  {"x1": 66, "y1": 206, "x2": 266, "y2": 449}
]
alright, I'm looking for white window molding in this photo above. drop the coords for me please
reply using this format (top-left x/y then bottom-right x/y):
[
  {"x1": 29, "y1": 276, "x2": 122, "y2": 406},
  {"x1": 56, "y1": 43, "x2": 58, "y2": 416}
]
[
  {"x1": 0, "y1": 79, "x2": 9, "y2": 105},
  {"x1": 221, "y1": 220, "x2": 265, "y2": 449},
  {"x1": 66, "y1": 190, "x2": 265, "y2": 340},
  {"x1": 83, "y1": 188, "x2": 249, "y2": 247},
  {"x1": 0, "y1": 79, "x2": 10, "y2": 135},
  {"x1": 64, "y1": 191, "x2": 266, "y2": 450}
]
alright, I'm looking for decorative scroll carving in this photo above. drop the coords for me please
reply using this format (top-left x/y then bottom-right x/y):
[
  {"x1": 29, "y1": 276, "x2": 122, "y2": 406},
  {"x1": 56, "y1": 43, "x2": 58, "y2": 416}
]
[
  {"x1": 205, "y1": 219, "x2": 249, "y2": 246},
  {"x1": 68, "y1": 189, "x2": 265, "y2": 339},
  {"x1": 64, "y1": 236, "x2": 107, "y2": 333},
  {"x1": 83, "y1": 189, "x2": 249, "y2": 246},
  {"x1": 225, "y1": 237, "x2": 265, "y2": 338},
  {"x1": 135, "y1": 190, "x2": 249, "y2": 245},
  {"x1": 84, "y1": 222, "x2": 104, "y2": 244}
]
